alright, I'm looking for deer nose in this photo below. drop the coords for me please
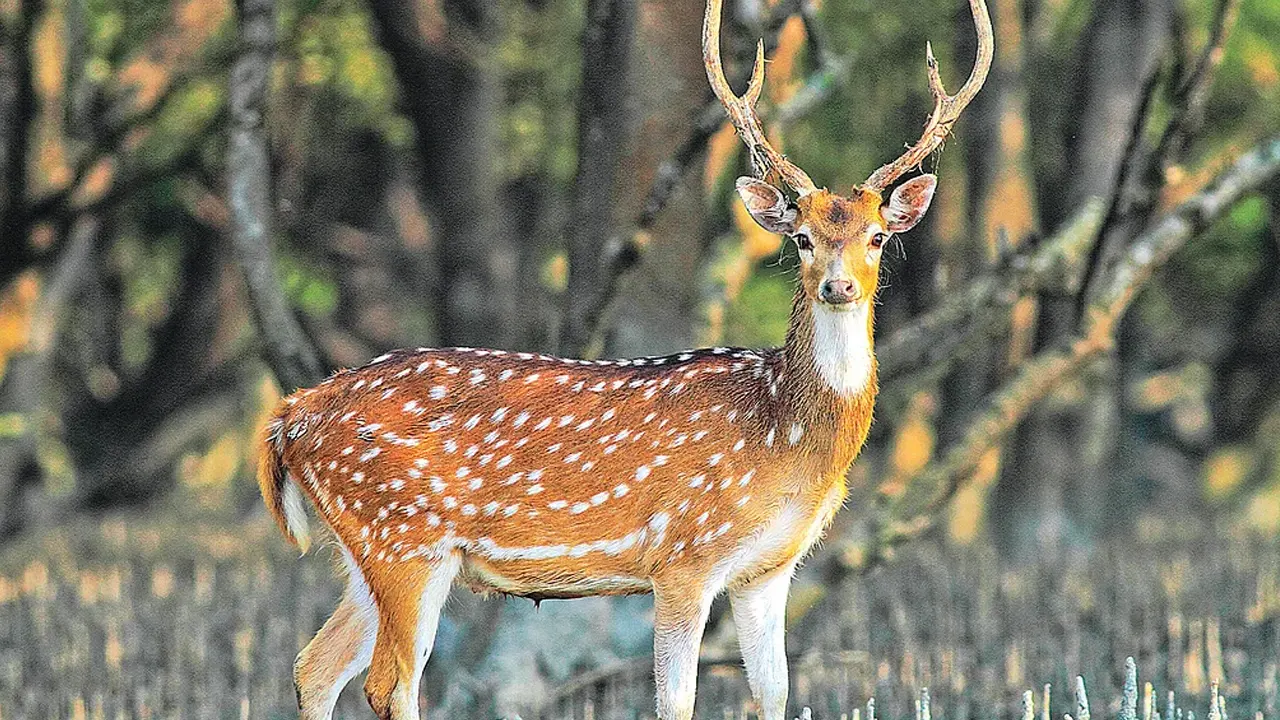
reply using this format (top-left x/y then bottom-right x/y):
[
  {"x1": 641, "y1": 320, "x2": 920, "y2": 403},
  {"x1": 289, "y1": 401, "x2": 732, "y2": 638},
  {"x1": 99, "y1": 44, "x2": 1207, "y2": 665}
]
[{"x1": 819, "y1": 279, "x2": 858, "y2": 305}]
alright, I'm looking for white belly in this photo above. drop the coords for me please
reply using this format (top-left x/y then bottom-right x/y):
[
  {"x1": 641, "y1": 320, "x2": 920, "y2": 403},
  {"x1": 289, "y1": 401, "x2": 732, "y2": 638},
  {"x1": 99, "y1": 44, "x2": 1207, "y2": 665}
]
[{"x1": 457, "y1": 554, "x2": 651, "y2": 599}]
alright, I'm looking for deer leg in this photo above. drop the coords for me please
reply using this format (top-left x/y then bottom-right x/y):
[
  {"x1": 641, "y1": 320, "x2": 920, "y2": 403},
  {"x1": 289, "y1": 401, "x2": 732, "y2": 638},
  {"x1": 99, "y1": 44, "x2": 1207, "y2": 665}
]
[
  {"x1": 363, "y1": 552, "x2": 460, "y2": 720},
  {"x1": 295, "y1": 547, "x2": 379, "y2": 720},
  {"x1": 729, "y1": 565, "x2": 794, "y2": 720},
  {"x1": 652, "y1": 577, "x2": 716, "y2": 720}
]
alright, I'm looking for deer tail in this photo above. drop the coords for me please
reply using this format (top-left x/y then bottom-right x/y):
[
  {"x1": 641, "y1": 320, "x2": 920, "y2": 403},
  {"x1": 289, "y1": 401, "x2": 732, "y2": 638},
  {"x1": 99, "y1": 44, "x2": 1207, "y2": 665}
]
[{"x1": 258, "y1": 407, "x2": 312, "y2": 554}]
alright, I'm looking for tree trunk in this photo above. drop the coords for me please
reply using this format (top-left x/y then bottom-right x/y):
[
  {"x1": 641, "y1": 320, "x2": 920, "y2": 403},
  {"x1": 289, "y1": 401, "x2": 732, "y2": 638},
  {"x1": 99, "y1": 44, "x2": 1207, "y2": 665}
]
[
  {"x1": 560, "y1": 0, "x2": 636, "y2": 357},
  {"x1": 0, "y1": 0, "x2": 40, "y2": 281},
  {"x1": 365, "y1": 0, "x2": 515, "y2": 349},
  {"x1": 604, "y1": 0, "x2": 710, "y2": 356},
  {"x1": 994, "y1": 0, "x2": 1172, "y2": 560},
  {"x1": 227, "y1": 0, "x2": 325, "y2": 393},
  {"x1": 0, "y1": 217, "x2": 97, "y2": 537},
  {"x1": 935, "y1": 0, "x2": 1040, "y2": 544}
]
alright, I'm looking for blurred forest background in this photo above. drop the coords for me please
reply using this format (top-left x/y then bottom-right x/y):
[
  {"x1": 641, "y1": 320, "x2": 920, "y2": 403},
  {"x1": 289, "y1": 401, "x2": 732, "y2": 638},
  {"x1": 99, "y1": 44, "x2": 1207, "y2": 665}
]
[{"x1": 2, "y1": 0, "x2": 1280, "y2": 715}]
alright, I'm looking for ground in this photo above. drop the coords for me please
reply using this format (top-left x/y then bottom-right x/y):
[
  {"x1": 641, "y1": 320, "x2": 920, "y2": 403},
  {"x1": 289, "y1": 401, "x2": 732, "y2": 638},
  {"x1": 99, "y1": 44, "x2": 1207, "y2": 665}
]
[{"x1": 2, "y1": 513, "x2": 1279, "y2": 719}]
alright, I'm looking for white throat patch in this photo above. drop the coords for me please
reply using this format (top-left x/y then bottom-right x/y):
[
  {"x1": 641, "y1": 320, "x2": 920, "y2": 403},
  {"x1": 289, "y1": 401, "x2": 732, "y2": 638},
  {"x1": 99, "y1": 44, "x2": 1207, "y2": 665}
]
[{"x1": 811, "y1": 302, "x2": 873, "y2": 395}]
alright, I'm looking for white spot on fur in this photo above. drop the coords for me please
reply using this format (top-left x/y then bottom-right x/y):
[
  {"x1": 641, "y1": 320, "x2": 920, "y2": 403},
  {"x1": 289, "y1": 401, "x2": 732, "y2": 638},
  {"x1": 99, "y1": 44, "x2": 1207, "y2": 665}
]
[{"x1": 788, "y1": 423, "x2": 805, "y2": 445}]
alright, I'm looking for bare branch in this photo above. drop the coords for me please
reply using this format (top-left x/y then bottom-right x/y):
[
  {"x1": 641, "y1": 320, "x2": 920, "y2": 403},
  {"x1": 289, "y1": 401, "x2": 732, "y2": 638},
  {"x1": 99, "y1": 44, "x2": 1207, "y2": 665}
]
[
  {"x1": 1073, "y1": 61, "x2": 1165, "y2": 317},
  {"x1": 1077, "y1": 0, "x2": 1241, "y2": 318},
  {"x1": 878, "y1": 199, "x2": 1107, "y2": 386},
  {"x1": 845, "y1": 136, "x2": 1280, "y2": 572},
  {"x1": 1158, "y1": 0, "x2": 1241, "y2": 164}
]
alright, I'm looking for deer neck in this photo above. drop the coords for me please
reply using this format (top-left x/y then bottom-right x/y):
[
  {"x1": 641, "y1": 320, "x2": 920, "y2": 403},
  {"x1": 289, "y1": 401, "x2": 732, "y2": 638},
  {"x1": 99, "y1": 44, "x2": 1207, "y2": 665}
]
[{"x1": 774, "y1": 287, "x2": 878, "y2": 467}]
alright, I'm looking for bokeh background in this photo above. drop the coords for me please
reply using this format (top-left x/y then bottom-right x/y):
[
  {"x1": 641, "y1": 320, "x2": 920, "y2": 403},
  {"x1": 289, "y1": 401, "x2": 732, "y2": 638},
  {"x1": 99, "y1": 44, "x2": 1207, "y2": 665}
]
[{"x1": 1, "y1": 0, "x2": 1279, "y2": 716}]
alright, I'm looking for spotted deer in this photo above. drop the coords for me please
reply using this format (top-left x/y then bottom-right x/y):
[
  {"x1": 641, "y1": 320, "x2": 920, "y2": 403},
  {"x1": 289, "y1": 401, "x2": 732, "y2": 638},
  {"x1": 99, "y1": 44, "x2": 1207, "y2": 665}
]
[{"x1": 258, "y1": 0, "x2": 990, "y2": 717}]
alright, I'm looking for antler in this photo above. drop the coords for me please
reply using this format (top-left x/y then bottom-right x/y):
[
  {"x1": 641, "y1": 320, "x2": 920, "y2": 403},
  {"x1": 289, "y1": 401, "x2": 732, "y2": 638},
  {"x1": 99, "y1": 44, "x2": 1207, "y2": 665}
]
[
  {"x1": 862, "y1": 0, "x2": 993, "y2": 194},
  {"x1": 703, "y1": 0, "x2": 817, "y2": 196}
]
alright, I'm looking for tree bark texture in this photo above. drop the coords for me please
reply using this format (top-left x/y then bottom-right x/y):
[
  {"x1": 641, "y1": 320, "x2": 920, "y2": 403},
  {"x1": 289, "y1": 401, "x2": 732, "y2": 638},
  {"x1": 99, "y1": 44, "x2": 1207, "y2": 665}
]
[
  {"x1": 994, "y1": 0, "x2": 1173, "y2": 558},
  {"x1": 604, "y1": 0, "x2": 714, "y2": 357},
  {"x1": 227, "y1": 0, "x2": 325, "y2": 393}
]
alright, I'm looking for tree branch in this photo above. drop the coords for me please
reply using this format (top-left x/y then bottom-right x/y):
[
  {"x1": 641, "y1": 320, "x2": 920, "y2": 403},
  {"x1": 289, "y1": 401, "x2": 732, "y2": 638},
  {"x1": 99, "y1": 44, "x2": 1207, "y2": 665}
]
[
  {"x1": 1157, "y1": 0, "x2": 1241, "y2": 165},
  {"x1": 1076, "y1": 0, "x2": 1241, "y2": 318},
  {"x1": 878, "y1": 200, "x2": 1107, "y2": 387},
  {"x1": 25, "y1": 73, "x2": 203, "y2": 221},
  {"x1": 227, "y1": 0, "x2": 325, "y2": 393},
  {"x1": 842, "y1": 136, "x2": 1280, "y2": 574}
]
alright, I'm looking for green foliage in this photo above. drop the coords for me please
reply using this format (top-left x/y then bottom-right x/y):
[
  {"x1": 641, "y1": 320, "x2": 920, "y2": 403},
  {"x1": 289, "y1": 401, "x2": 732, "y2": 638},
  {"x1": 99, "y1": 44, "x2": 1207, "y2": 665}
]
[
  {"x1": 147, "y1": 79, "x2": 225, "y2": 160},
  {"x1": 798, "y1": 0, "x2": 955, "y2": 188},
  {"x1": 277, "y1": 253, "x2": 339, "y2": 318},
  {"x1": 110, "y1": 233, "x2": 182, "y2": 373},
  {"x1": 497, "y1": 0, "x2": 584, "y2": 182},
  {"x1": 86, "y1": 0, "x2": 172, "y2": 62},
  {"x1": 1194, "y1": 0, "x2": 1280, "y2": 154},
  {"x1": 0, "y1": 413, "x2": 25, "y2": 438},
  {"x1": 723, "y1": 268, "x2": 794, "y2": 348},
  {"x1": 285, "y1": 0, "x2": 409, "y2": 147}
]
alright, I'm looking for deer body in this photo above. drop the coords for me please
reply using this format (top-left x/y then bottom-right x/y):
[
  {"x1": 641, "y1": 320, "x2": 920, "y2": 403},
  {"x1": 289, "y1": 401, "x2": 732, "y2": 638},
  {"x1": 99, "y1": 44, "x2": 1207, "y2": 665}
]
[
  {"x1": 266, "y1": 287, "x2": 876, "y2": 587},
  {"x1": 265, "y1": 290, "x2": 874, "y2": 720},
  {"x1": 260, "y1": 1, "x2": 989, "y2": 717}
]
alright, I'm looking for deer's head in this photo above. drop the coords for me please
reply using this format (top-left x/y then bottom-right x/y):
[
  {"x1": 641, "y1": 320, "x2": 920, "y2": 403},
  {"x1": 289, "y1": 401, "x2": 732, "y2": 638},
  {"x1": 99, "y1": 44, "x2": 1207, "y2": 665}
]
[
  {"x1": 736, "y1": 176, "x2": 936, "y2": 307},
  {"x1": 705, "y1": 0, "x2": 991, "y2": 310}
]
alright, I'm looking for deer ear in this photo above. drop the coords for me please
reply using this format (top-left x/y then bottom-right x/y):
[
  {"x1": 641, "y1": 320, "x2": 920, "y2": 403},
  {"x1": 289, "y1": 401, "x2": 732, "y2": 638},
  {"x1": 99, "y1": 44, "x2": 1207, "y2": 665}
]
[
  {"x1": 736, "y1": 177, "x2": 798, "y2": 235},
  {"x1": 880, "y1": 174, "x2": 937, "y2": 233}
]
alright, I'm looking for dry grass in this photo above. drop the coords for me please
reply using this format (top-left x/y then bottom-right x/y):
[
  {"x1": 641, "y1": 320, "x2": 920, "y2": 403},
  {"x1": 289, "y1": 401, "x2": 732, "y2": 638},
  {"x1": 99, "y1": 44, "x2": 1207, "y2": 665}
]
[{"x1": 3, "y1": 517, "x2": 1280, "y2": 719}]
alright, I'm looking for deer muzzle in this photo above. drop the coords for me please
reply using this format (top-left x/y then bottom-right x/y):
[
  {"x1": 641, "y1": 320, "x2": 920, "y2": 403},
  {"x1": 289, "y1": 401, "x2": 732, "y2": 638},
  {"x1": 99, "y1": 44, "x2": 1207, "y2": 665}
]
[{"x1": 819, "y1": 277, "x2": 860, "y2": 306}]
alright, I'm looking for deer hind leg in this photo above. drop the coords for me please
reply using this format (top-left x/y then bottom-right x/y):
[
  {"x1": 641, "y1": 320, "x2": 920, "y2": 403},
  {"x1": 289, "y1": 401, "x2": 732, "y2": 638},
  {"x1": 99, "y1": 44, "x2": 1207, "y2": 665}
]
[
  {"x1": 363, "y1": 552, "x2": 461, "y2": 720},
  {"x1": 651, "y1": 576, "x2": 717, "y2": 720},
  {"x1": 729, "y1": 565, "x2": 795, "y2": 720},
  {"x1": 295, "y1": 547, "x2": 379, "y2": 720}
]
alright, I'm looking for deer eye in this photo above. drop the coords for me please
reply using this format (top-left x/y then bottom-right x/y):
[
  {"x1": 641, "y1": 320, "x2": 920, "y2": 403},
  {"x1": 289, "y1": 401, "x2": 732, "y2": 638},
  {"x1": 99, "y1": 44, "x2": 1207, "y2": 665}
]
[
  {"x1": 869, "y1": 232, "x2": 890, "y2": 249},
  {"x1": 793, "y1": 232, "x2": 814, "y2": 252}
]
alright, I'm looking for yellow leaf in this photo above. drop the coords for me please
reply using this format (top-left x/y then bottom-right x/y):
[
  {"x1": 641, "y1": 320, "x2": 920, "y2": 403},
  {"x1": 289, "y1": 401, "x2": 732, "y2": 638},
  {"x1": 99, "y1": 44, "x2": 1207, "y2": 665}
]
[
  {"x1": 704, "y1": 122, "x2": 738, "y2": 192},
  {"x1": 732, "y1": 200, "x2": 783, "y2": 260},
  {"x1": 1204, "y1": 446, "x2": 1255, "y2": 501}
]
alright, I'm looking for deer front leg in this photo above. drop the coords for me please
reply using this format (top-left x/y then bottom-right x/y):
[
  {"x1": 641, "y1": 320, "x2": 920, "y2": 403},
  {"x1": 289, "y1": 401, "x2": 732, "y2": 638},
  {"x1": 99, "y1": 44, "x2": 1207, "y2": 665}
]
[
  {"x1": 652, "y1": 577, "x2": 717, "y2": 720},
  {"x1": 729, "y1": 565, "x2": 794, "y2": 720}
]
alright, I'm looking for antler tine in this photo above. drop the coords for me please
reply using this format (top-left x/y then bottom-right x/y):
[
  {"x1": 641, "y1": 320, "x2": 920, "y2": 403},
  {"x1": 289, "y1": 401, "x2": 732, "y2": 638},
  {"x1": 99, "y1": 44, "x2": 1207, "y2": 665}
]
[
  {"x1": 703, "y1": 0, "x2": 817, "y2": 196},
  {"x1": 863, "y1": 0, "x2": 993, "y2": 193}
]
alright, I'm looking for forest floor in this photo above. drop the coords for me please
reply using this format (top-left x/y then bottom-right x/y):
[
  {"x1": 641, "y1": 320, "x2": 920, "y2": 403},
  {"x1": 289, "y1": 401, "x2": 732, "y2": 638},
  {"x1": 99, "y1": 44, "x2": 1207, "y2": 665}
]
[{"x1": 2, "y1": 513, "x2": 1279, "y2": 720}]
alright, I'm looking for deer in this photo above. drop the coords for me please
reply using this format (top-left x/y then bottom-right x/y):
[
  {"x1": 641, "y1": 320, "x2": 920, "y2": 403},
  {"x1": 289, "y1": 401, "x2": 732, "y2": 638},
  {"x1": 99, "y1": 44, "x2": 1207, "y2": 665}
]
[{"x1": 257, "y1": 0, "x2": 990, "y2": 717}]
